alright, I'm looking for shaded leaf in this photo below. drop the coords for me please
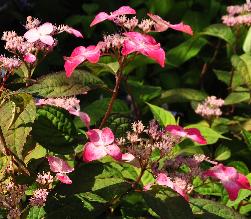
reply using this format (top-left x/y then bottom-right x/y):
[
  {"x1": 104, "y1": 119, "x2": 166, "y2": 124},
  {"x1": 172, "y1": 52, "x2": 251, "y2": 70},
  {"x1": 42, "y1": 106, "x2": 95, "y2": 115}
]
[{"x1": 27, "y1": 206, "x2": 46, "y2": 219}]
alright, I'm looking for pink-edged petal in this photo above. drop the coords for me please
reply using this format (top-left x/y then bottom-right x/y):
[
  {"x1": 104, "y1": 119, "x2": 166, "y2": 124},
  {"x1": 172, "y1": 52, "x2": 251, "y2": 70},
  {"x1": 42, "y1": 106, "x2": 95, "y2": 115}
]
[
  {"x1": 87, "y1": 129, "x2": 103, "y2": 145},
  {"x1": 147, "y1": 13, "x2": 169, "y2": 32},
  {"x1": 56, "y1": 173, "x2": 72, "y2": 184},
  {"x1": 101, "y1": 127, "x2": 114, "y2": 145},
  {"x1": 165, "y1": 125, "x2": 187, "y2": 137},
  {"x1": 79, "y1": 112, "x2": 90, "y2": 129},
  {"x1": 24, "y1": 29, "x2": 40, "y2": 42},
  {"x1": 112, "y1": 6, "x2": 136, "y2": 17},
  {"x1": 144, "y1": 47, "x2": 165, "y2": 67},
  {"x1": 85, "y1": 45, "x2": 101, "y2": 63},
  {"x1": 65, "y1": 27, "x2": 84, "y2": 38},
  {"x1": 122, "y1": 153, "x2": 135, "y2": 162},
  {"x1": 83, "y1": 142, "x2": 107, "y2": 162},
  {"x1": 173, "y1": 185, "x2": 189, "y2": 201},
  {"x1": 156, "y1": 173, "x2": 174, "y2": 188},
  {"x1": 122, "y1": 39, "x2": 137, "y2": 56},
  {"x1": 47, "y1": 156, "x2": 74, "y2": 174},
  {"x1": 23, "y1": 53, "x2": 36, "y2": 63},
  {"x1": 169, "y1": 23, "x2": 193, "y2": 35},
  {"x1": 185, "y1": 128, "x2": 207, "y2": 144},
  {"x1": 106, "y1": 143, "x2": 122, "y2": 160},
  {"x1": 64, "y1": 46, "x2": 86, "y2": 77},
  {"x1": 39, "y1": 35, "x2": 54, "y2": 46},
  {"x1": 90, "y1": 12, "x2": 110, "y2": 27},
  {"x1": 38, "y1": 22, "x2": 54, "y2": 35}
]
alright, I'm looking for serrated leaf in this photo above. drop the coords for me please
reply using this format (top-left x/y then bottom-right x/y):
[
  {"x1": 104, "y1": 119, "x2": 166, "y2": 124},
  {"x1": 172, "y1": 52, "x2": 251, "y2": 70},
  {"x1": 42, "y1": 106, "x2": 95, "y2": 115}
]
[
  {"x1": 83, "y1": 62, "x2": 119, "y2": 75},
  {"x1": 0, "y1": 93, "x2": 36, "y2": 159},
  {"x1": 23, "y1": 70, "x2": 104, "y2": 97},
  {"x1": 83, "y1": 98, "x2": 129, "y2": 125},
  {"x1": 147, "y1": 103, "x2": 176, "y2": 126},
  {"x1": 158, "y1": 88, "x2": 207, "y2": 104},
  {"x1": 215, "y1": 145, "x2": 231, "y2": 161},
  {"x1": 166, "y1": 37, "x2": 207, "y2": 67},
  {"x1": 224, "y1": 91, "x2": 250, "y2": 105},
  {"x1": 27, "y1": 206, "x2": 46, "y2": 219},
  {"x1": 201, "y1": 24, "x2": 236, "y2": 44},
  {"x1": 143, "y1": 186, "x2": 194, "y2": 219},
  {"x1": 32, "y1": 105, "x2": 77, "y2": 154},
  {"x1": 190, "y1": 198, "x2": 246, "y2": 219}
]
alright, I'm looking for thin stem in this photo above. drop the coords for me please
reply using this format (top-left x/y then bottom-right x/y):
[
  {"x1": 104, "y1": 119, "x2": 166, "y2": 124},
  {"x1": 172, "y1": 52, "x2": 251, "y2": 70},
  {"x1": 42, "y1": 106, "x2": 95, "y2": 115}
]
[
  {"x1": 99, "y1": 68, "x2": 124, "y2": 129},
  {"x1": 132, "y1": 166, "x2": 146, "y2": 189}
]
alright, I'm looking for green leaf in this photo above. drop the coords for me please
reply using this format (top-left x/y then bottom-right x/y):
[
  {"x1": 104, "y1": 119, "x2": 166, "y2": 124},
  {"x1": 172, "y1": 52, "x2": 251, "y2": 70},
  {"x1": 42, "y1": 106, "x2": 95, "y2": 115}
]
[
  {"x1": 147, "y1": 103, "x2": 176, "y2": 126},
  {"x1": 243, "y1": 27, "x2": 251, "y2": 53},
  {"x1": 201, "y1": 24, "x2": 236, "y2": 44},
  {"x1": 227, "y1": 189, "x2": 251, "y2": 208},
  {"x1": 224, "y1": 91, "x2": 250, "y2": 105},
  {"x1": 185, "y1": 124, "x2": 228, "y2": 145},
  {"x1": 143, "y1": 186, "x2": 194, "y2": 219},
  {"x1": 214, "y1": 69, "x2": 243, "y2": 87},
  {"x1": 158, "y1": 88, "x2": 207, "y2": 104},
  {"x1": 231, "y1": 54, "x2": 251, "y2": 88},
  {"x1": 23, "y1": 70, "x2": 104, "y2": 97},
  {"x1": 0, "y1": 93, "x2": 36, "y2": 159},
  {"x1": 83, "y1": 62, "x2": 119, "y2": 75},
  {"x1": 242, "y1": 130, "x2": 251, "y2": 152},
  {"x1": 32, "y1": 105, "x2": 77, "y2": 154},
  {"x1": 83, "y1": 98, "x2": 129, "y2": 125},
  {"x1": 190, "y1": 198, "x2": 246, "y2": 219},
  {"x1": 214, "y1": 145, "x2": 231, "y2": 161},
  {"x1": 127, "y1": 80, "x2": 161, "y2": 103},
  {"x1": 166, "y1": 37, "x2": 207, "y2": 68},
  {"x1": 27, "y1": 207, "x2": 46, "y2": 219}
]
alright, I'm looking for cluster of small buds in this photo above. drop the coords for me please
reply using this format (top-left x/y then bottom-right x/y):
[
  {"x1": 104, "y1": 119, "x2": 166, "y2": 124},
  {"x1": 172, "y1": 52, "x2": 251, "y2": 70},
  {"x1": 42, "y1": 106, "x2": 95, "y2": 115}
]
[
  {"x1": 195, "y1": 96, "x2": 224, "y2": 119},
  {"x1": 117, "y1": 120, "x2": 181, "y2": 164},
  {"x1": 115, "y1": 15, "x2": 139, "y2": 31},
  {"x1": 25, "y1": 16, "x2": 41, "y2": 29},
  {"x1": 29, "y1": 188, "x2": 49, "y2": 206},
  {"x1": 0, "y1": 55, "x2": 22, "y2": 72},
  {"x1": 36, "y1": 97, "x2": 81, "y2": 112},
  {"x1": 0, "y1": 181, "x2": 26, "y2": 219},
  {"x1": 138, "y1": 19, "x2": 155, "y2": 33},
  {"x1": 101, "y1": 34, "x2": 125, "y2": 51},
  {"x1": 222, "y1": 1, "x2": 251, "y2": 26},
  {"x1": 36, "y1": 171, "x2": 54, "y2": 186}
]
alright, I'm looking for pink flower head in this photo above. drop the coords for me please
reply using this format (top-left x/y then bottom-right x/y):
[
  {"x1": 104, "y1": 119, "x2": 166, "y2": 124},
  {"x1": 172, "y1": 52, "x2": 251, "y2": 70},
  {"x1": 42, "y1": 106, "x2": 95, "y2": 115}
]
[
  {"x1": 165, "y1": 125, "x2": 207, "y2": 144},
  {"x1": 64, "y1": 27, "x2": 84, "y2": 38},
  {"x1": 122, "y1": 32, "x2": 165, "y2": 67},
  {"x1": 90, "y1": 6, "x2": 136, "y2": 27},
  {"x1": 24, "y1": 22, "x2": 55, "y2": 46},
  {"x1": 23, "y1": 53, "x2": 36, "y2": 63},
  {"x1": 147, "y1": 13, "x2": 193, "y2": 35},
  {"x1": 64, "y1": 45, "x2": 101, "y2": 77},
  {"x1": 47, "y1": 156, "x2": 74, "y2": 184},
  {"x1": 83, "y1": 127, "x2": 122, "y2": 162},
  {"x1": 204, "y1": 164, "x2": 251, "y2": 200}
]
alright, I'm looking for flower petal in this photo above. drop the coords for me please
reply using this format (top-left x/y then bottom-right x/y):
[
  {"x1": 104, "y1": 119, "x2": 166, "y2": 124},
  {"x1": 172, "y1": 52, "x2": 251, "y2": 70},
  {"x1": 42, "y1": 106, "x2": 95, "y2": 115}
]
[
  {"x1": 101, "y1": 127, "x2": 114, "y2": 145},
  {"x1": 65, "y1": 27, "x2": 84, "y2": 38},
  {"x1": 147, "y1": 13, "x2": 169, "y2": 32},
  {"x1": 56, "y1": 173, "x2": 72, "y2": 184},
  {"x1": 106, "y1": 143, "x2": 122, "y2": 160},
  {"x1": 185, "y1": 128, "x2": 207, "y2": 144},
  {"x1": 156, "y1": 173, "x2": 174, "y2": 188},
  {"x1": 112, "y1": 6, "x2": 136, "y2": 17},
  {"x1": 39, "y1": 35, "x2": 54, "y2": 46},
  {"x1": 165, "y1": 125, "x2": 187, "y2": 137},
  {"x1": 169, "y1": 23, "x2": 193, "y2": 35},
  {"x1": 122, "y1": 153, "x2": 135, "y2": 162},
  {"x1": 87, "y1": 129, "x2": 103, "y2": 145},
  {"x1": 38, "y1": 22, "x2": 54, "y2": 35},
  {"x1": 90, "y1": 12, "x2": 110, "y2": 27},
  {"x1": 64, "y1": 46, "x2": 86, "y2": 77},
  {"x1": 47, "y1": 156, "x2": 74, "y2": 173},
  {"x1": 83, "y1": 142, "x2": 107, "y2": 162},
  {"x1": 24, "y1": 29, "x2": 40, "y2": 42},
  {"x1": 79, "y1": 112, "x2": 91, "y2": 129},
  {"x1": 85, "y1": 46, "x2": 101, "y2": 63}
]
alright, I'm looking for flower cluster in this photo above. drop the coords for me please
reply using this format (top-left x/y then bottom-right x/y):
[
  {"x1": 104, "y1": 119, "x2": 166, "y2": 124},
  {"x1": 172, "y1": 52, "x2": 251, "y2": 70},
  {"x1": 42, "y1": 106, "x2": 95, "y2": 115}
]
[
  {"x1": 64, "y1": 5, "x2": 193, "y2": 77},
  {"x1": 29, "y1": 188, "x2": 49, "y2": 206},
  {"x1": 0, "y1": 181, "x2": 26, "y2": 219},
  {"x1": 222, "y1": 1, "x2": 251, "y2": 26},
  {"x1": 36, "y1": 97, "x2": 90, "y2": 128},
  {"x1": 195, "y1": 96, "x2": 224, "y2": 119}
]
